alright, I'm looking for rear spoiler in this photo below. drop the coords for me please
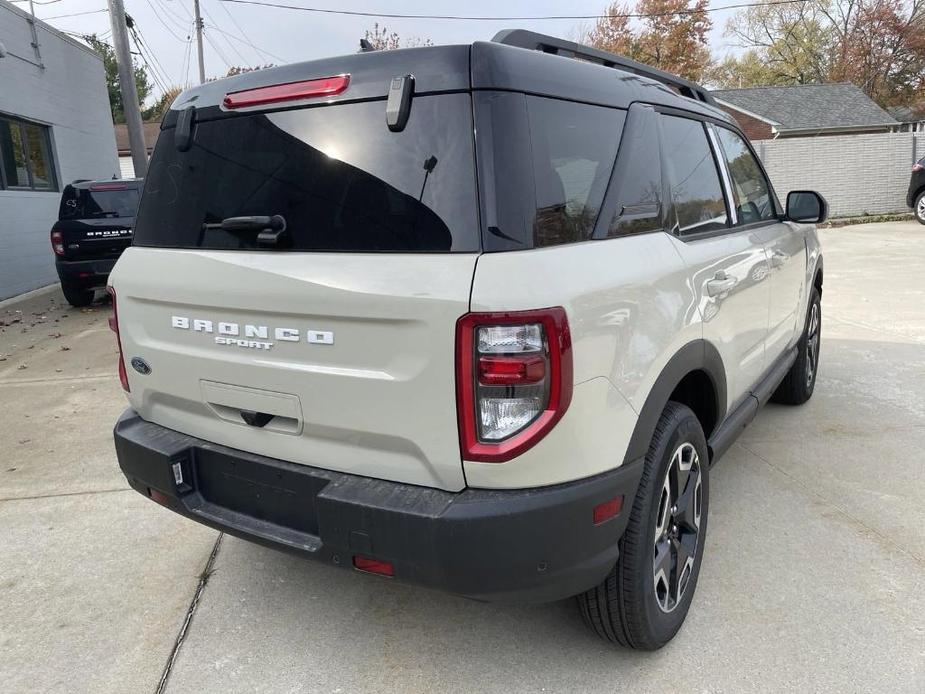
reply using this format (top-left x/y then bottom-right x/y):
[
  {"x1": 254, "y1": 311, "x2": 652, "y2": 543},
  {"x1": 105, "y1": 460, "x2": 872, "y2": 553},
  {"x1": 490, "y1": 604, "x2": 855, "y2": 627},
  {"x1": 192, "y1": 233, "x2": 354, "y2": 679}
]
[{"x1": 492, "y1": 29, "x2": 715, "y2": 106}]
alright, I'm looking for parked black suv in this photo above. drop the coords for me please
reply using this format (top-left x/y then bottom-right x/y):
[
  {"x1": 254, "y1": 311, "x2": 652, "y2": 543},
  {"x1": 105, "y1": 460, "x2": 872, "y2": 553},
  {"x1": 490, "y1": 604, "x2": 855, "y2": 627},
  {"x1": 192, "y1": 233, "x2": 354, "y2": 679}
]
[
  {"x1": 909, "y1": 156, "x2": 925, "y2": 224},
  {"x1": 51, "y1": 179, "x2": 141, "y2": 306}
]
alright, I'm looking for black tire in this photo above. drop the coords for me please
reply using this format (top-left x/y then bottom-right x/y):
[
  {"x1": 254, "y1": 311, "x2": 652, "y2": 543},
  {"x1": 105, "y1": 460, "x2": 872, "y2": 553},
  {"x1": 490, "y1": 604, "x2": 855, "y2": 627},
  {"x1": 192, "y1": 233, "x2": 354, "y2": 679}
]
[
  {"x1": 61, "y1": 282, "x2": 95, "y2": 307},
  {"x1": 771, "y1": 285, "x2": 821, "y2": 405},
  {"x1": 915, "y1": 191, "x2": 925, "y2": 225},
  {"x1": 578, "y1": 402, "x2": 709, "y2": 650}
]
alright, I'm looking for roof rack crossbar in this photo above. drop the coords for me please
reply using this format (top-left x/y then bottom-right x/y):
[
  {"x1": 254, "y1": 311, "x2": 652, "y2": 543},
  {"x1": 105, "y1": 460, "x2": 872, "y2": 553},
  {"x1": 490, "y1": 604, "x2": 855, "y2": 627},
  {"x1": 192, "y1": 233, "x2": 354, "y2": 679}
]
[{"x1": 491, "y1": 29, "x2": 715, "y2": 106}]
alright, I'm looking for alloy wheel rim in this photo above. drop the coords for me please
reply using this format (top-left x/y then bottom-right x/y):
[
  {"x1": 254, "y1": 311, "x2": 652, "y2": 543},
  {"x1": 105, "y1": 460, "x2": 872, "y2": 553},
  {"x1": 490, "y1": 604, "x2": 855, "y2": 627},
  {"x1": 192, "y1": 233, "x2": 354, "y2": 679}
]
[
  {"x1": 806, "y1": 301, "x2": 820, "y2": 388},
  {"x1": 653, "y1": 442, "x2": 702, "y2": 613},
  {"x1": 917, "y1": 196, "x2": 925, "y2": 220}
]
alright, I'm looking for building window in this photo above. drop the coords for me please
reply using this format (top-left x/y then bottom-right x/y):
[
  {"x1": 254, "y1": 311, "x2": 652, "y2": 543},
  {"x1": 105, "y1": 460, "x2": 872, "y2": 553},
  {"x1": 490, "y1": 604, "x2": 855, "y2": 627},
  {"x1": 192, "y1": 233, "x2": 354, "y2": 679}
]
[{"x1": 0, "y1": 116, "x2": 58, "y2": 191}]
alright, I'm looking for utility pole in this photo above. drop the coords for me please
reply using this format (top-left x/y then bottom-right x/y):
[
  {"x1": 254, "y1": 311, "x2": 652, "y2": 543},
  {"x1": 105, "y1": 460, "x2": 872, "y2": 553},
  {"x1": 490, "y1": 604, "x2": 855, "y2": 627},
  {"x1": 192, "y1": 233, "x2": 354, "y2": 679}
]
[
  {"x1": 194, "y1": 0, "x2": 206, "y2": 84},
  {"x1": 107, "y1": 0, "x2": 147, "y2": 177}
]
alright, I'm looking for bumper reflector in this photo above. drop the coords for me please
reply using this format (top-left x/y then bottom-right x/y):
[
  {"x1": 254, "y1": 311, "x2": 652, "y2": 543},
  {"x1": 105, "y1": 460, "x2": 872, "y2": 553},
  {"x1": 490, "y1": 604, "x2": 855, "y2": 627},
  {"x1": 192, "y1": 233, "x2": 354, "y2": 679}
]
[
  {"x1": 592, "y1": 495, "x2": 623, "y2": 525},
  {"x1": 353, "y1": 555, "x2": 394, "y2": 577},
  {"x1": 148, "y1": 488, "x2": 170, "y2": 505}
]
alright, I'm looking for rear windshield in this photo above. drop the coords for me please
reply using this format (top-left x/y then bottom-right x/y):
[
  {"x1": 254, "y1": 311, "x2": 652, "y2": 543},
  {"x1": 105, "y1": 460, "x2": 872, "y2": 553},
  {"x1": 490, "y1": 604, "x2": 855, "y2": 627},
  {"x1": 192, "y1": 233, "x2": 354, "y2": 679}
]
[
  {"x1": 59, "y1": 186, "x2": 139, "y2": 220},
  {"x1": 134, "y1": 94, "x2": 479, "y2": 252}
]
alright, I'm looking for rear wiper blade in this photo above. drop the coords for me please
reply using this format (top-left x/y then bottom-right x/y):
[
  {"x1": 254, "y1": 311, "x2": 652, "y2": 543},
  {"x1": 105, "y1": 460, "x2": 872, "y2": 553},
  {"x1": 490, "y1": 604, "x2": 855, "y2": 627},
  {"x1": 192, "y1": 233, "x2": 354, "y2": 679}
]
[{"x1": 201, "y1": 215, "x2": 288, "y2": 247}]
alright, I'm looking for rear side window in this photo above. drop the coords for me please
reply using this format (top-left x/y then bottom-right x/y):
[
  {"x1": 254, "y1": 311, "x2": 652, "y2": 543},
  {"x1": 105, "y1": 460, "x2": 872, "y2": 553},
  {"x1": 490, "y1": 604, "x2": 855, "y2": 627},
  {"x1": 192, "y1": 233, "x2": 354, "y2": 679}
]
[
  {"x1": 58, "y1": 185, "x2": 139, "y2": 220},
  {"x1": 527, "y1": 97, "x2": 622, "y2": 247},
  {"x1": 714, "y1": 127, "x2": 777, "y2": 224},
  {"x1": 660, "y1": 115, "x2": 728, "y2": 236},
  {"x1": 134, "y1": 94, "x2": 479, "y2": 253}
]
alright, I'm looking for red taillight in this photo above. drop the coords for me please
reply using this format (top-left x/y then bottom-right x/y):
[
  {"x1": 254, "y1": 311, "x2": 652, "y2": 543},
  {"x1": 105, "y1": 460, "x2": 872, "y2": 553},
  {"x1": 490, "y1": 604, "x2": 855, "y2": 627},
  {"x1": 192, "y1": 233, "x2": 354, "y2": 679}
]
[
  {"x1": 353, "y1": 555, "x2": 394, "y2": 577},
  {"x1": 89, "y1": 182, "x2": 128, "y2": 191},
  {"x1": 456, "y1": 308, "x2": 572, "y2": 463},
  {"x1": 593, "y1": 496, "x2": 624, "y2": 525},
  {"x1": 50, "y1": 229, "x2": 65, "y2": 256},
  {"x1": 478, "y1": 355, "x2": 546, "y2": 386},
  {"x1": 223, "y1": 75, "x2": 350, "y2": 109},
  {"x1": 913, "y1": 163, "x2": 924, "y2": 173},
  {"x1": 107, "y1": 287, "x2": 130, "y2": 392}
]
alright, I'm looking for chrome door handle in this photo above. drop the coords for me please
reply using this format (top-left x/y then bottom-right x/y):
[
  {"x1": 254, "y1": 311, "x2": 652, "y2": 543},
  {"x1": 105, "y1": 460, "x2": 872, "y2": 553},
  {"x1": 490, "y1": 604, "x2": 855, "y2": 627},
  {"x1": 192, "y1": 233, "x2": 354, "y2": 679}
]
[{"x1": 706, "y1": 273, "x2": 736, "y2": 297}]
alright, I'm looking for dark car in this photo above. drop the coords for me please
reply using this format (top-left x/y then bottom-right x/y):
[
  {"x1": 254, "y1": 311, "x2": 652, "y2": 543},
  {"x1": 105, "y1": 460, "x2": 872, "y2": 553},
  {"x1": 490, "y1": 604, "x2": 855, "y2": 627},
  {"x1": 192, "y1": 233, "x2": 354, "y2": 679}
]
[
  {"x1": 908, "y1": 156, "x2": 925, "y2": 225},
  {"x1": 50, "y1": 179, "x2": 141, "y2": 306}
]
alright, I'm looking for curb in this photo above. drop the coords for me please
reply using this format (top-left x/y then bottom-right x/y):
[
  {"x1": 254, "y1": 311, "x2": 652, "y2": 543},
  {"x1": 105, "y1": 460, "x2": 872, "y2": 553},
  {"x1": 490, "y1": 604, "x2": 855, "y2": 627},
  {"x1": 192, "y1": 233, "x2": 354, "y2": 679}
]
[{"x1": 0, "y1": 284, "x2": 59, "y2": 311}]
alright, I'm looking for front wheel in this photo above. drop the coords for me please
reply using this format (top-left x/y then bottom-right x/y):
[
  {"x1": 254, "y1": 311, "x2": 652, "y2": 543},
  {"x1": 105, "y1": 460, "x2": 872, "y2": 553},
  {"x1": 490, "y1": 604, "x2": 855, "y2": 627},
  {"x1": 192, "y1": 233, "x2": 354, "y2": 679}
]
[
  {"x1": 577, "y1": 402, "x2": 709, "y2": 649},
  {"x1": 915, "y1": 191, "x2": 925, "y2": 225},
  {"x1": 771, "y1": 285, "x2": 821, "y2": 405}
]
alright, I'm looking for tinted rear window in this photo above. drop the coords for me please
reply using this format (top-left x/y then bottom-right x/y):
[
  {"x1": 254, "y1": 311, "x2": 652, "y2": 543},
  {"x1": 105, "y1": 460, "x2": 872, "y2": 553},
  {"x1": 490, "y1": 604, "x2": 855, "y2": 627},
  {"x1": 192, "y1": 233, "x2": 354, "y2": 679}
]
[
  {"x1": 59, "y1": 186, "x2": 139, "y2": 220},
  {"x1": 473, "y1": 92, "x2": 623, "y2": 251},
  {"x1": 134, "y1": 94, "x2": 479, "y2": 253},
  {"x1": 528, "y1": 96, "x2": 623, "y2": 247}
]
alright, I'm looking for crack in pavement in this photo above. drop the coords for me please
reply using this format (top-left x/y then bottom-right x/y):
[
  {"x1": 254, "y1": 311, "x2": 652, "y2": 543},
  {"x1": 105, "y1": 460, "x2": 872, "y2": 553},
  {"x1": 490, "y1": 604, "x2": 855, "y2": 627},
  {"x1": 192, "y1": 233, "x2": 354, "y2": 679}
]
[
  {"x1": 0, "y1": 487, "x2": 131, "y2": 503},
  {"x1": 156, "y1": 532, "x2": 224, "y2": 694},
  {"x1": 737, "y1": 441, "x2": 925, "y2": 567},
  {"x1": 0, "y1": 374, "x2": 116, "y2": 387}
]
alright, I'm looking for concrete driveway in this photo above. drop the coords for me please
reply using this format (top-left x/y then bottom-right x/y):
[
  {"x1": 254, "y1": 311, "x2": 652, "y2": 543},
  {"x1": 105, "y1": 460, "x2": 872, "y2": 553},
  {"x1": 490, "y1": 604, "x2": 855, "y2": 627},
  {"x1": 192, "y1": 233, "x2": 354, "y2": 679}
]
[{"x1": 1, "y1": 221, "x2": 923, "y2": 693}]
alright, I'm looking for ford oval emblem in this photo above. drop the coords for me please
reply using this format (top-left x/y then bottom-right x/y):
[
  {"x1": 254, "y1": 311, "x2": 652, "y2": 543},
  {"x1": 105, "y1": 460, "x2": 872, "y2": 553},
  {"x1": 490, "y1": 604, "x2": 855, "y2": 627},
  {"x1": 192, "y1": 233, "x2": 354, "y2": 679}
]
[{"x1": 130, "y1": 357, "x2": 152, "y2": 375}]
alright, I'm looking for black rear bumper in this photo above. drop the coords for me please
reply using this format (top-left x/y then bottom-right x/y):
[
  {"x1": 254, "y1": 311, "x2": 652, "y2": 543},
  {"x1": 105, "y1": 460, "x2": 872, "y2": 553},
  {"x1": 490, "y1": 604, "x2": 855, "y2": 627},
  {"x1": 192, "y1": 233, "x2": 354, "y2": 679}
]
[
  {"x1": 55, "y1": 257, "x2": 118, "y2": 288},
  {"x1": 114, "y1": 410, "x2": 643, "y2": 602}
]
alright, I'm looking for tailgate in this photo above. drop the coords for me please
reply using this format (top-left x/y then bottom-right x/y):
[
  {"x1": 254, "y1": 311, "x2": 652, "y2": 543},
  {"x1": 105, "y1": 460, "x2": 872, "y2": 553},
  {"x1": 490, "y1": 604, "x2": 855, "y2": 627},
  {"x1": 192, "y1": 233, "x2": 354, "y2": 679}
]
[{"x1": 111, "y1": 248, "x2": 475, "y2": 491}]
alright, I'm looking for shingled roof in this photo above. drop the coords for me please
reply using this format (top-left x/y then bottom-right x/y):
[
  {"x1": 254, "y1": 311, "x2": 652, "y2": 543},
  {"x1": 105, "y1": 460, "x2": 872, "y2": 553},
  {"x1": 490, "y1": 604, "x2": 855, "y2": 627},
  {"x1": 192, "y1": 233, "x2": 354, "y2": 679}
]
[
  {"x1": 712, "y1": 83, "x2": 898, "y2": 134},
  {"x1": 113, "y1": 122, "x2": 161, "y2": 155}
]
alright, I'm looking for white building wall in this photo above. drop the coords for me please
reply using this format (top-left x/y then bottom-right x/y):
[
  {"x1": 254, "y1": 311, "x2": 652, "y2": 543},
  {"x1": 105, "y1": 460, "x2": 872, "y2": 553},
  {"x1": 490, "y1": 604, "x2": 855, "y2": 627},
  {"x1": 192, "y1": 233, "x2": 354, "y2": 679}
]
[
  {"x1": 756, "y1": 132, "x2": 920, "y2": 218},
  {"x1": 119, "y1": 155, "x2": 136, "y2": 179},
  {"x1": 0, "y1": 0, "x2": 119, "y2": 300}
]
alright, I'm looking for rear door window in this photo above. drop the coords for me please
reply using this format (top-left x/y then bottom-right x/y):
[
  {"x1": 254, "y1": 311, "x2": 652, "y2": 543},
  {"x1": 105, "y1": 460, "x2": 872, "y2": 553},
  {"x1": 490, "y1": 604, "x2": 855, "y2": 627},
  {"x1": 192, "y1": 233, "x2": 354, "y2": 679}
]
[
  {"x1": 660, "y1": 115, "x2": 729, "y2": 236},
  {"x1": 134, "y1": 94, "x2": 479, "y2": 253}
]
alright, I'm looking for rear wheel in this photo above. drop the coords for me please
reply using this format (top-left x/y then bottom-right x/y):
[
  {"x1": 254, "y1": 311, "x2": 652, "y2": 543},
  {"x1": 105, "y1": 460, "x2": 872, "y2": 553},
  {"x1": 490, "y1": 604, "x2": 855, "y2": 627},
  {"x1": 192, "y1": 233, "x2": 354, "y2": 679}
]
[
  {"x1": 61, "y1": 282, "x2": 95, "y2": 307},
  {"x1": 771, "y1": 285, "x2": 821, "y2": 405},
  {"x1": 915, "y1": 191, "x2": 925, "y2": 225},
  {"x1": 578, "y1": 402, "x2": 709, "y2": 650}
]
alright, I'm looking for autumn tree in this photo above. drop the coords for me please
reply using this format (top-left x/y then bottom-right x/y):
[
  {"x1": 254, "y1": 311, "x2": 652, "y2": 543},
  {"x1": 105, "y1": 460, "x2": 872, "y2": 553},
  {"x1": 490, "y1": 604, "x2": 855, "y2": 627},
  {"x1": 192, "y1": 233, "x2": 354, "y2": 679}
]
[
  {"x1": 143, "y1": 86, "x2": 183, "y2": 121},
  {"x1": 363, "y1": 23, "x2": 433, "y2": 50},
  {"x1": 587, "y1": 0, "x2": 713, "y2": 81},
  {"x1": 717, "y1": 0, "x2": 925, "y2": 107}
]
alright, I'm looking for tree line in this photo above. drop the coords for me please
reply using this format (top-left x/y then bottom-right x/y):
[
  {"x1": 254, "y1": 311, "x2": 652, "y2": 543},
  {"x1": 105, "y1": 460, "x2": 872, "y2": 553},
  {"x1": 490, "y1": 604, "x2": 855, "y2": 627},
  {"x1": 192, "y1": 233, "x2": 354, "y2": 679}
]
[{"x1": 589, "y1": 0, "x2": 924, "y2": 108}]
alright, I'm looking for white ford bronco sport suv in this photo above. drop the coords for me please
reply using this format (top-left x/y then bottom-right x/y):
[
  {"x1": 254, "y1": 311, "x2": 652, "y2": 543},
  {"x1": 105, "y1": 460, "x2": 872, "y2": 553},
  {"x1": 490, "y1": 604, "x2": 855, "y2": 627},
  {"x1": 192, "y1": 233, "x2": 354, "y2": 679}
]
[{"x1": 109, "y1": 30, "x2": 826, "y2": 649}]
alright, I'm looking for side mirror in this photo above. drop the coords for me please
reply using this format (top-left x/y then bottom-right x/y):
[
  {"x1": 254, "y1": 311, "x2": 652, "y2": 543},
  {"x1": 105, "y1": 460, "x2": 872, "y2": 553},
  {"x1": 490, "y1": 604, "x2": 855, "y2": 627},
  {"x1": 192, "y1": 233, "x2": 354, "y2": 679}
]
[{"x1": 786, "y1": 191, "x2": 828, "y2": 224}]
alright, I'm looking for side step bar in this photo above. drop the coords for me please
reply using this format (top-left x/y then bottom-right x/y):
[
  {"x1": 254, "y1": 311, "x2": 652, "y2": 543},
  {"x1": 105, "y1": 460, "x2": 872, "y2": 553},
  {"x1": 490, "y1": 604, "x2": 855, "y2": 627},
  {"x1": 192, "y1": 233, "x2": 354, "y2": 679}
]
[{"x1": 708, "y1": 347, "x2": 797, "y2": 464}]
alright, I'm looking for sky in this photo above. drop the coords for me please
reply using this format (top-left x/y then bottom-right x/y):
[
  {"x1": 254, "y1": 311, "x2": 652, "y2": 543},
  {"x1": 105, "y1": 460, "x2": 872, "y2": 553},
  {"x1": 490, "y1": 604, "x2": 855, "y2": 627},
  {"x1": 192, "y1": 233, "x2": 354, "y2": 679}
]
[{"x1": 13, "y1": 0, "x2": 748, "y2": 103}]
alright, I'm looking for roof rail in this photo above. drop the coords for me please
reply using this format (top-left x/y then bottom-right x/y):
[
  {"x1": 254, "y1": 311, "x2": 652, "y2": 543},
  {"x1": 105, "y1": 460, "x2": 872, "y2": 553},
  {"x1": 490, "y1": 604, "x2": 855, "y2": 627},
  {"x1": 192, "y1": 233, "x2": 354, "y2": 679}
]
[{"x1": 491, "y1": 29, "x2": 716, "y2": 106}]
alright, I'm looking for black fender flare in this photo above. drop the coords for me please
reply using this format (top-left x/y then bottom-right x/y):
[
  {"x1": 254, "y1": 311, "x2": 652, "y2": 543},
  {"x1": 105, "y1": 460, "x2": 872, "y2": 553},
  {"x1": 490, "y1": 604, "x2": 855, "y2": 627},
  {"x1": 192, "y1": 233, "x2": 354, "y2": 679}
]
[{"x1": 622, "y1": 340, "x2": 726, "y2": 464}]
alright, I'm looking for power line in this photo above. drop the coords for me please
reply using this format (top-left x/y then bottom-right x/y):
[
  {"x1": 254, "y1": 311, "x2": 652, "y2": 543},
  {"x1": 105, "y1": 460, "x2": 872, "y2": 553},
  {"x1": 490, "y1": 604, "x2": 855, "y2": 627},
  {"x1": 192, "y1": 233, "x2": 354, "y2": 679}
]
[
  {"x1": 142, "y1": 0, "x2": 187, "y2": 42},
  {"x1": 42, "y1": 8, "x2": 108, "y2": 19},
  {"x1": 180, "y1": 30, "x2": 193, "y2": 85},
  {"x1": 150, "y1": 0, "x2": 194, "y2": 35},
  {"x1": 216, "y1": 0, "x2": 809, "y2": 21},
  {"x1": 202, "y1": 26, "x2": 233, "y2": 70},
  {"x1": 214, "y1": 0, "x2": 278, "y2": 64},
  {"x1": 207, "y1": 22, "x2": 284, "y2": 63},
  {"x1": 200, "y1": 2, "x2": 251, "y2": 66},
  {"x1": 128, "y1": 19, "x2": 172, "y2": 93}
]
